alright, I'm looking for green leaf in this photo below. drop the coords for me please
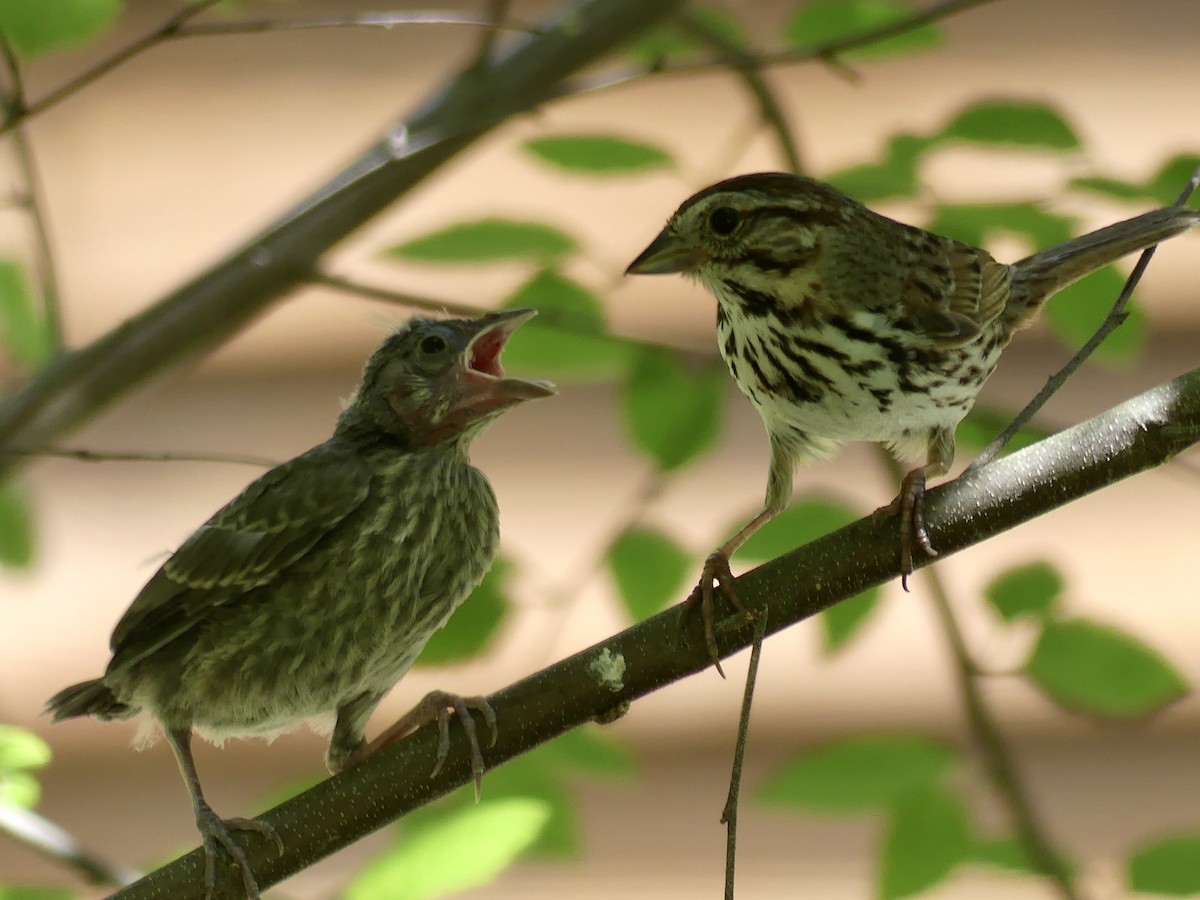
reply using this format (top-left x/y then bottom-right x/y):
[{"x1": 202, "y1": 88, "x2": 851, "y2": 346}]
[
  {"x1": 0, "y1": 0, "x2": 121, "y2": 56},
  {"x1": 0, "y1": 770, "x2": 41, "y2": 808},
  {"x1": 824, "y1": 134, "x2": 930, "y2": 202},
  {"x1": 756, "y1": 734, "x2": 959, "y2": 813},
  {"x1": 1025, "y1": 618, "x2": 1188, "y2": 717},
  {"x1": 927, "y1": 202, "x2": 1075, "y2": 249},
  {"x1": 1148, "y1": 154, "x2": 1200, "y2": 206},
  {"x1": 984, "y1": 561, "x2": 1063, "y2": 623},
  {"x1": 878, "y1": 786, "x2": 971, "y2": 899},
  {"x1": 970, "y1": 836, "x2": 1040, "y2": 875},
  {"x1": 607, "y1": 526, "x2": 692, "y2": 621},
  {"x1": 0, "y1": 260, "x2": 51, "y2": 369},
  {"x1": 505, "y1": 270, "x2": 606, "y2": 334},
  {"x1": 345, "y1": 798, "x2": 550, "y2": 900},
  {"x1": 386, "y1": 219, "x2": 576, "y2": 265},
  {"x1": 938, "y1": 100, "x2": 1081, "y2": 151},
  {"x1": 1128, "y1": 832, "x2": 1200, "y2": 896},
  {"x1": 538, "y1": 728, "x2": 635, "y2": 779},
  {"x1": 0, "y1": 482, "x2": 34, "y2": 569},
  {"x1": 622, "y1": 349, "x2": 725, "y2": 472},
  {"x1": 0, "y1": 887, "x2": 75, "y2": 900},
  {"x1": 0, "y1": 726, "x2": 51, "y2": 771},
  {"x1": 498, "y1": 269, "x2": 638, "y2": 383},
  {"x1": 415, "y1": 558, "x2": 510, "y2": 667},
  {"x1": 822, "y1": 590, "x2": 883, "y2": 654},
  {"x1": 523, "y1": 135, "x2": 673, "y2": 176},
  {"x1": 785, "y1": 0, "x2": 942, "y2": 60},
  {"x1": 954, "y1": 405, "x2": 1048, "y2": 457},
  {"x1": 1043, "y1": 266, "x2": 1145, "y2": 363}
]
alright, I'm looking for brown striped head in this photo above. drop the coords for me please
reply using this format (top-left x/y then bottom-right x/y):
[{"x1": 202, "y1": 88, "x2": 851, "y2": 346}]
[{"x1": 625, "y1": 173, "x2": 858, "y2": 282}]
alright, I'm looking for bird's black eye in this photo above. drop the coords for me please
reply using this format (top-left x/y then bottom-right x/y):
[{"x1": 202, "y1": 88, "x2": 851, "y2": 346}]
[
  {"x1": 709, "y1": 206, "x2": 740, "y2": 236},
  {"x1": 420, "y1": 334, "x2": 447, "y2": 355}
]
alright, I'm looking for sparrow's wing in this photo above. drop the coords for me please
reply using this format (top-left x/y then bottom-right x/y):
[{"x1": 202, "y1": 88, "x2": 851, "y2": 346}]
[
  {"x1": 107, "y1": 445, "x2": 371, "y2": 672},
  {"x1": 900, "y1": 232, "x2": 1013, "y2": 347}
]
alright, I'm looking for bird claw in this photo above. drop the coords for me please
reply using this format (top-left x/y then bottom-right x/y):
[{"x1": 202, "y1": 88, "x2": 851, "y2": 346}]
[
  {"x1": 354, "y1": 691, "x2": 497, "y2": 801},
  {"x1": 680, "y1": 551, "x2": 745, "y2": 678},
  {"x1": 885, "y1": 469, "x2": 938, "y2": 591},
  {"x1": 195, "y1": 804, "x2": 279, "y2": 900}
]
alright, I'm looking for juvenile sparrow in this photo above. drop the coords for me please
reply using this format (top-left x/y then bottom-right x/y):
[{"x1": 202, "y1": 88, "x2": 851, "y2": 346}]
[
  {"x1": 627, "y1": 172, "x2": 1198, "y2": 663},
  {"x1": 48, "y1": 308, "x2": 555, "y2": 898}
]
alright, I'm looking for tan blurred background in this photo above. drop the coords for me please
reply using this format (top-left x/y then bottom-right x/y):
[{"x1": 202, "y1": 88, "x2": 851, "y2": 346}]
[{"x1": 2, "y1": 0, "x2": 1199, "y2": 897}]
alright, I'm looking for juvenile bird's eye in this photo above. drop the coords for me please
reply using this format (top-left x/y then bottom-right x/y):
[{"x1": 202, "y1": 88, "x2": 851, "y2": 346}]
[
  {"x1": 709, "y1": 206, "x2": 740, "y2": 236},
  {"x1": 420, "y1": 335, "x2": 447, "y2": 354}
]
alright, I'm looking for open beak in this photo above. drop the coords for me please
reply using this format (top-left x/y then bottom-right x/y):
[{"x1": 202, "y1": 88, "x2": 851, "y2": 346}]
[
  {"x1": 625, "y1": 227, "x2": 704, "y2": 275},
  {"x1": 452, "y1": 308, "x2": 556, "y2": 416}
]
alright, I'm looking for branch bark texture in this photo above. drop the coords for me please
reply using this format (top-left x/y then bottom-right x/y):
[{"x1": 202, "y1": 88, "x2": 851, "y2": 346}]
[{"x1": 115, "y1": 366, "x2": 1200, "y2": 898}]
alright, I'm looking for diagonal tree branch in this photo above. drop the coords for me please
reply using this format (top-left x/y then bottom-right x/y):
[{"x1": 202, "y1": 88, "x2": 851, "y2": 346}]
[
  {"x1": 115, "y1": 365, "x2": 1200, "y2": 898},
  {"x1": 0, "y1": 0, "x2": 684, "y2": 479}
]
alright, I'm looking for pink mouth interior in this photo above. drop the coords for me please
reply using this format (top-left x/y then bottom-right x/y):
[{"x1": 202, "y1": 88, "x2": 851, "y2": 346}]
[{"x1": 468, "y1": 330, "x2": 507, "y2": 378}]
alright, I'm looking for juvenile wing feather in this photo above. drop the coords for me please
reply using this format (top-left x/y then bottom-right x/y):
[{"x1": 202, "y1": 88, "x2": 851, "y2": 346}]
[{"x1": 107, "y1": 445, "x2": 371, "y2": 671}]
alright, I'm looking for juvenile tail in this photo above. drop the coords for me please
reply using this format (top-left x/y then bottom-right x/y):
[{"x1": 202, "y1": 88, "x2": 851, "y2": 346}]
[
  {"x1": 1009, "y1": 206, "x2": 1200, "y2": 327},
  {"x1": 47, "y1": 678, "x2": 135, "y2": 722}
]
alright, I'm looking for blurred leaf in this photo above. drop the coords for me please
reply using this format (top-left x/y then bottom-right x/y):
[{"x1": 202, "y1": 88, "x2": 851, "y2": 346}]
[
  {"x1": 1069, "y1": 176, "x2": 1151, "y2": 202},
  {"x1": 785, "y1": 0, "x2": 942, "y2": 60},
  {"x1": 938, "y1": 100, "x2": 1081, "y2": 151},
  {"x1": 735, "y1": 497, "x2": 880, "y2": 651},
  {"x1": 0, "y1": 726, "x2": 51, "y2": 771},
  {"x1": 538, "y1": 727, "x2": 635, "y2": 779},
  {"x1": 1148, "y1": 154, "x2": 1200, "y2": 206},
  {"x1": 386, "y1": 219, "x2": 576, "y2": 265},
  {"x1": 0, "y1": 0, "x2": 121, "y2": 56},
  {"x1": 970, "y1": 836, "x2": 1040, "y2": 875},
  {"x1": 984, "y1": 561, "x2": 1063, "y2": 623},
  {"x1": 524, "y1": 135, "x2": 672, "y2": 175},
  {"x1": 954, "y1": 406, "x2": 1049, "y2": 457},
  {"x1": 927, "y1": 202, "x2": 1074, "y2": 249},
  {"x1": 878, "y1": 786, "x2": 971, "y2": 899},
  {"x1": 825, "y1": 133, "x2": 931, "y2": 202},
  {"x1": 0, "y1": 887, "x2": 75, "y2": 900},
  {"x1": 0, "y1": 482, "x2": 34, "y2": 569},
  {"x1": 0, "y1": 770, "x2": 40, "y2": 808},
  {"x1": 622, "y1": 349, "x2": 725, "y2": 472},
  {"x1": 505, "y1": 270, "x2": 605, "y2": 334},
  {"x1": 0, "y1": 261, "x2": 51, "y2": 370},
  {"x1": 500, "y1": 325, "x2": 636, "y2": 383},
  {"x1": 1128, "y1": 832, "x2": 1200, "y2": 896},
  {"x1": 625, "y1": 7, "x2": 748, "y2": 63},
  {"x1": 1025, "y1": 618, "x2": 1188, "y2": 717},
  {"x1": 757, "y1": 734, "x2": 959, "y2": 813},
  {"x1": 607, "y1": 526, "x2": 692, "y2": 621},
  {"x1": 346, "y1": 798, "x2": 550, "y2": 900},
  {"x1": 415, "y1": 558, "x2": 510, "y2": 667},
  {"x1": 1043, "y1": 266, "x2": 1145, "y2": 363}
]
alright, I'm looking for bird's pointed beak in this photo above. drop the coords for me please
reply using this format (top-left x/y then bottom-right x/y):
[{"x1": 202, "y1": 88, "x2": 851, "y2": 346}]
[
  {"x1": 625, "y1": 228, "x2": 704, "y2": 275},
  {"x1": 451, "y1": 308, "x2": 556, "y2": 415}
]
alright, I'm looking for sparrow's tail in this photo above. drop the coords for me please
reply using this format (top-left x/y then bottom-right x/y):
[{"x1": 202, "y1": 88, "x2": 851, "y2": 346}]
[
  {"x1": 1009, "y1": 206, "x2": 1200, "y2": 328},
  {"x1": 46, "y1": 678, "x2": 135, "y2": 722}
]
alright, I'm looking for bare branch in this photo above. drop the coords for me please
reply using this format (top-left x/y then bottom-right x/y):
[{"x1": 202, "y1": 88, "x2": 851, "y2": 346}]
[
  {"x1": 0, "y1": 446, "x2": 275, "y2": 467},
  {"x1": 0, "y1": 802, "x2": 140, "y2": 888}
]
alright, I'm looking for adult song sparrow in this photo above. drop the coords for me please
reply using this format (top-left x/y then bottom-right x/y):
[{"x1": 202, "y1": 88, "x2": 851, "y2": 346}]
[
  {"x1": 47, "y1": 309, "x2": 555, "y2": 899},
  {"x1": 628, "y1": 172, "x2": 1198, "y2": 659}
]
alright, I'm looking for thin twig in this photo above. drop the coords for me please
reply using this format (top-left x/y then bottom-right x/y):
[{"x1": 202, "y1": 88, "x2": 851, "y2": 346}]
[
  {"x1": 970, "y1": 163, "x2": 1200, "y2": 472},
  {"x1": 554, "y1": 0, "x2": 998, "y2": 100},
  {"x1": 677, "y1": 12, "x2": 803, "y2": 175},
  {"x1": 721, "y1": 609, "x2": 767, "y2": 900},
  {"x1": 471, "y1": 0, "x2": 516, "y2": 67},
  {"x1": 175, "y1": 11, "x2": 541, "y2": 39},
  {"x1": 0, "y1": 802, "x2": 140, "y2": 887},
  {"x1": 0, "y1": 446, "x2": 276, "y2": 467},
  {"x1": 0, "y1": 0, "x2": 222, "y2": 137}
]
